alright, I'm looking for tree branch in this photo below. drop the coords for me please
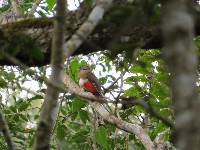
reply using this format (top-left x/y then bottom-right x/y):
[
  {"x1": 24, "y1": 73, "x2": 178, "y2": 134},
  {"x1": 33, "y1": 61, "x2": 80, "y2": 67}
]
[
  {"x1": 103, "y1": 70, "x2": 126, "y2": 94},
  {"x1": 27, "y1": 0, "x2": 43, "y2": 17},
  {"x1": 1, "y1": 2, "x2": 200, "y2": 66},
  {"x1": 91, "y1": 109, "x2": 98, "y2": 150},
  {"x1": 2, "y1": 49, "x2": 174, "y2": 129},
  {"x1": 119, "y1": 97, "x2": 175, "y2": 128},
  {"x1": 2, "y1": 47, "x2": 167, "y2": 150},
  {"x1": 63, "y1": 0, "x2": 113, "y2": 59},
  {"x1": 11, "y1": 0, "x2": 22, "y2": 17},
  {"x1": 64, "y1": 74, "x2": 155, "y2": 150}
]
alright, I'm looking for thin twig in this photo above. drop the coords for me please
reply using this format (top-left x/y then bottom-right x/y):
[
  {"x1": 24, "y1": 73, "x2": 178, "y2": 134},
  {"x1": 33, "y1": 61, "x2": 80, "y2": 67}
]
[
  {"x1": 125, "y1": 133, "x2": 129, "y2": 150},
  {"x1": 11, "y1": 0, "x2": 22, "y2": 17},
  {"x1": 28, "y1": 0, "x2": 43, "y2": 17},
  {"x1": 4, "y1": 107, "x2": 40, "y2": 116},
  {"x1": 64, "y1": 73, "x2": 155, "y2": 149},
  {"x1": 114, "y1": 71, "x2": 125, "y2": 114},
  {"x1": 1, "y1": 51, "x2": 174, "y2": 130},
  {"x1": 7, "y1": 83, "x2": 43, "y2": 96},
  {"x1": 91, "y1": 109, "x2": 98, "y2": 150},
  {"x1": 120, "y1": 98, "x2": 175, "y2": 129},
  {"x1": 103, "y1": 72, "x2": 125, "y2": 94},
  {"x1": 2, "y1": 52, "x2": 66, "y2": 93},
  {"x1": 51, "y1": 93, "x2": 66, "y2": 134}
]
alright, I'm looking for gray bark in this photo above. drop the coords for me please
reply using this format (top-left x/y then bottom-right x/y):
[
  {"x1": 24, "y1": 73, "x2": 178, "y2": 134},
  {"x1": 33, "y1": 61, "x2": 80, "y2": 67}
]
[
  {"x1": 163, "y1": 1, "x2": 200, "y2": 149},
  {"x1": 33, "y1": 0, "x2": 66, "y2": 149}
]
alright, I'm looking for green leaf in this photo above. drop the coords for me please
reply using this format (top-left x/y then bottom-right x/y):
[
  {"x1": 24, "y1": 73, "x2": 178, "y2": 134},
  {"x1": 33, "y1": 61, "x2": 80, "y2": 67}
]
[
  {"x1": 56, "y1": 125, "x2": 66, "y2": 140},
  {"x1": 10, "y1": 106, "x2": 17, "y2": 113},
  {"x1": 120, "y1": 109, "x2": 133, "y2": 119},
  {"x1": 131, "y1": 65, "x2": 149, "y2": 74},
  {"x1": 194, "y1": 36, "x2": 200, "y2": 49},
  {"x1": 18, "y1": 101, "x2": 29, "y2": 111},
  {"x1": 0, "y1": 78, "x2": 7, "y2": 88},
  {"x1": 134, "y1": 105, "x2": 145, "y2": 113},
  {"x1": 159, "y1": 109, "x2": 171, "y2": 117},
  {"x1": 46, "y1": 0, "x2": 56, "y2": 10},
  {"x1": 99, "y1": 77, "x2": 107, "y2": 85},
  {"x1": 5, "y1": 72, "x2": 15, "y2": 80},
  {"x1": 61, "y1": 108, "x2": 67, "y2": 115},
  {"x1": 85, "y1": 0, "x2": 93, "y2": 6},
  {"x1": 161, "y1": 98, "x2": 171, "y2": 107},
  {"x1": 125, "y1": 76, "x2": 148, "y2": 83},
  {"x1": 28, "y1": 95, "x2": 43, "y2": 101},
  {"x1": 79, "y1": 110, "x2": 90, "y2": 124},
  {"x1": 30, "y1": 48, "x2": 44, "y2": 62},
  {"x1": 151, "y1": 82, "x2": 169, "y2": 99},
  {"x1": 71, "y1": 112, "x2": 78, "y2": 121},
  {"x1": 154, "y1": 73, "x2": 168, "y2": 82},
  {"x1": 106, "y1": 6, "x2": 133, "y2": 24},
  {"x1": 123, "y1": 86, "x2": 141, "y2": 97},
  {"x1": 149, "y1": 122, "x2": 167, "y2": 139},
  {"x1": 96, "y1": 126, "x2": 109, "y2": 150},
  {"x1": 69, "y1": 58, "x2": 80, "y2": 81},
  {"x1": 20, "y1": 114, "x2": 29, "y2": 122},
  {"x1": 71, "y1": 130, "x2": 88, "y2": 143},
  {"x1": 72, "y1": 99, "x2": 86, "y2": 112}
]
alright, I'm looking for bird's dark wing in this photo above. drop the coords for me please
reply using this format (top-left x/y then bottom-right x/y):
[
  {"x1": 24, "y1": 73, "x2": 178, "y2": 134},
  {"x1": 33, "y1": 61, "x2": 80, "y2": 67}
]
[{"x1": 88, "y1": 72, "x2": 103, "y2": 96}]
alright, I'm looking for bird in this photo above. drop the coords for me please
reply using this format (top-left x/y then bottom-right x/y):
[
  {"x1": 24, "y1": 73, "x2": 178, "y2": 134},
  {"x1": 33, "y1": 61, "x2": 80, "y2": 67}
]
[
  {"x1": 78, "y1": 65, "x2": 103, "y2": 97},
  {"x1": 78, "y1": 65, "x2": 105, "y2": 126}
]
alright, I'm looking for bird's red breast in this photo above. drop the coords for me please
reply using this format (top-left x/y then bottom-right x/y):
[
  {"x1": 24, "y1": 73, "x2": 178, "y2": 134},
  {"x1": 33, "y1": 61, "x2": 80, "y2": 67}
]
[
  {"x1": 78, "y1": 67, "x2": 102, "y2": 96},
  {"x1": 83, "y1": 80, "x2": 100, "y2": 96}
]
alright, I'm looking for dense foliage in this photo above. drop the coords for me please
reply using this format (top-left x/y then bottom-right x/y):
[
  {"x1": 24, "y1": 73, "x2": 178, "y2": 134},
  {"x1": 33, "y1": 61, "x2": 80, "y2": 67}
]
[
  {"x1": 0, "y1": 0, "x2": 199, "y2": 149},
  {"x1": 0, "y1": 49, "x2": 173, "y2": 149}
]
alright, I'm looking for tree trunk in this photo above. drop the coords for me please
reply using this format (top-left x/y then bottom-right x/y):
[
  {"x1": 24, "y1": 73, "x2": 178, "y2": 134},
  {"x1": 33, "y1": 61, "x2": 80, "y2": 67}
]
[
  {"x1": 33, "y1": 0, "x2": 66, "y2": 149},
  {"x1": 163, "y1": 1, "x2": 200, "y2": 149}
]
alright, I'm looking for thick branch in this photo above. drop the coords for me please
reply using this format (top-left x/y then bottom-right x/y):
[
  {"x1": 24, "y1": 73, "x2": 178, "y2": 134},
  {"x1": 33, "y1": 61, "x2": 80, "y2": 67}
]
[
  {"x1": 120, "y1": 97, "x2": 174, "y2": 128},
  {"x1": 1, "y1": 2, "x2": 200, "y2": 66},
  {"x1": 63, "y1": 0, "x2": 113, "y2": 59},
  {"x1": 64, "y1": 74, "x2": 155, "y2": 150}
]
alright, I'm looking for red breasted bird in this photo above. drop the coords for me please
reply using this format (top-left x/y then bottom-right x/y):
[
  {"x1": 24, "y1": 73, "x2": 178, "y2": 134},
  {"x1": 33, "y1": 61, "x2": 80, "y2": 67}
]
[{"x1": 78, "y1": 65, "x2": 103, "y2": 97}]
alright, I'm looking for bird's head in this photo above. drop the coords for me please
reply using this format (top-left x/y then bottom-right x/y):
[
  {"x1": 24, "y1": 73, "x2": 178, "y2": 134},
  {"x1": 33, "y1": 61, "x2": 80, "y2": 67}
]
[{"x1": 78, "y1": 65, "x2": 91, "y2": 79}]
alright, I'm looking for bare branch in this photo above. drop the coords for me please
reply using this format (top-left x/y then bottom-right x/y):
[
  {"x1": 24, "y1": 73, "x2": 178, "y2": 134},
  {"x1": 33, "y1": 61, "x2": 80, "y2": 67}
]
[
  {"x1": 120, "y1": 98, "x2": 175, "y2": 129},
  {"x1": 103, "y1": 70, "x2": 126, "y2": 94},
  {"x1": 7, "y1": 83, "x2": 43, "y2": 96},
  {"x1": 64, "y1": 74, "x2": 155, "y2": 150},
  {"x1": 108, "y1": 113, "x2": 153, "y2": 148},
  {"x1": 4, "y1": 107, "x2": 40, "y2": 116},
  {"x1": 154, "y1": 129, "x2": 170, "y2": 150},
  {"x1": 63, "y1": 0, "x2": 113, "y2": 59},
  {"x1": 33, "y1": 0, "x2": 66, "y2": 149},
  {"x1": 0, "y1": 109, "x2": 16, "y2": 150},
  {"x1": 91, "y1": 109, "x2": 98, "y2": 150},
  {"x1": 2, "y1": 48, "x2": 167, "y2": 150},
  {"x1": 3, "y1": 49, "x2": 174, "y2": 130},
  {"x1": 1, "y1": 51, "x2": 66, "y2": 93},
  {"x1": 27, "y1": 0, "x2": 43, "y2": 17},
  {"x1": 11, "y1": 0, "x2": 22, "y2": 17}
]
